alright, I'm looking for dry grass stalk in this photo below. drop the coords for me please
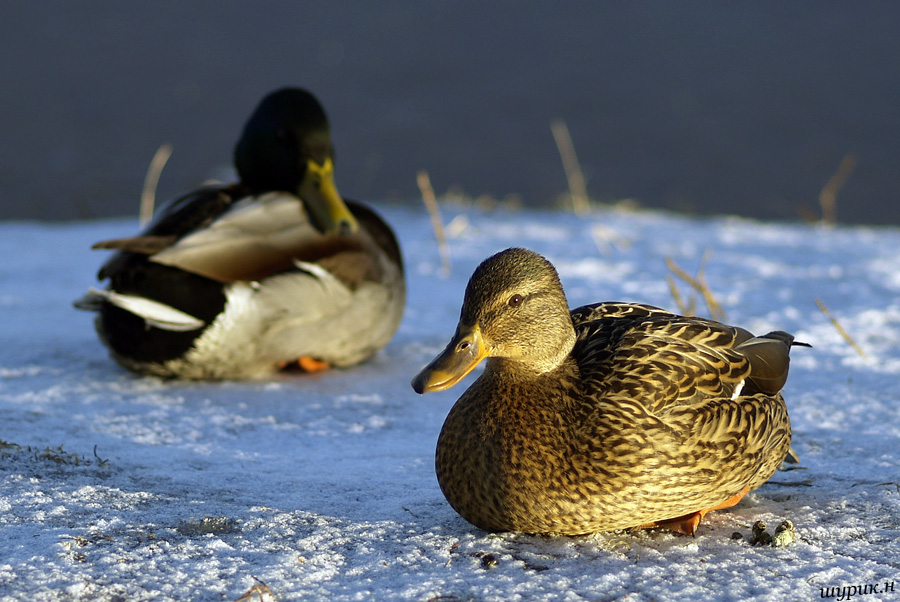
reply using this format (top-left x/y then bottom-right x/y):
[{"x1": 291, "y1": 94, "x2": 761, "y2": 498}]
[
  {"x1": 550, "y1": 118, "x2": 590, "y2": 215},
  {"x1": 139, "y1": 143, "x2": 173, "y2": 226},
  {"x1": 665, "y1": 253, "x2": 726, "y2": 320},
  {"x1": 696, "y1": 259, "x2": 726, "y2": 320},
  {"x1": 818, "y1": 153, "x2": 856, "y2": 227},
  {"x1": 666, "y1": 274, "x2": 695, "y2": 316},
  {"x1": 417, "y1": 170, "x2": 452, "y2": 276},
  {"x1": 234, "y1": 578, "x2": 275, "y2": 602},
  {"x1": 795, "y1": 205, "x2": 820, "y2": 225},
  {"x1": 815, "y1": 298, "x2": 867, "y2": 358},
  {"x1": 445, "y1": 214, "x2": 469, "y2": 238},
  {"x1": 590, "y1": 223, "x2": 630, "y2": 256}
]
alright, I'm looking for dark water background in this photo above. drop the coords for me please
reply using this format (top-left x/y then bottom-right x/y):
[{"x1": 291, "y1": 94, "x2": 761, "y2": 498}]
[{"x1": 3, "y1": 2, "x2": 898, "y2": 224}]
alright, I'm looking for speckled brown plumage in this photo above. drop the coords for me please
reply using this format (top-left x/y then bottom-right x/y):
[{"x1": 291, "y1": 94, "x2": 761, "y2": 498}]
[{"x1": 413, "y1": 247, "x2": 802, "y2": 536}]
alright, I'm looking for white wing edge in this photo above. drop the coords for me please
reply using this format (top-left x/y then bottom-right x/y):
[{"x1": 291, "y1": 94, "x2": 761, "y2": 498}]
[{"x1": 78, "y1": 287, "x2": 206, "y2": 332}]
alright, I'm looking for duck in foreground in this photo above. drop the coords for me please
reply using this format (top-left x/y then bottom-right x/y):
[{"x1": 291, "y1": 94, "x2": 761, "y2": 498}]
[
  {"x1": 75, "y1": 88, "x2": 405, "y2": 379},
  {"x1": 412, "y1": 247, "x2": 804, "y2": 536}
]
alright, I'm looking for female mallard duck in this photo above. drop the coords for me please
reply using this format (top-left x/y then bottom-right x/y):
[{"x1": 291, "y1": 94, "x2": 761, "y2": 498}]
[
  {"x1": 75, "y1": 88, "x2": 405, "y2": 379},
  {"x1": 412, "y1": 247, "x2": 803, "y2": 536}
]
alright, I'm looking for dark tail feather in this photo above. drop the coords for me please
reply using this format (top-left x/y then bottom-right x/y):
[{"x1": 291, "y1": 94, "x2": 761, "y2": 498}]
[
  {"x1": 784, "y1": 446, "x2": 800, "y2": 464},
  {"x1": 737, "y1": 331, "x2": 808, "y2": 395}
]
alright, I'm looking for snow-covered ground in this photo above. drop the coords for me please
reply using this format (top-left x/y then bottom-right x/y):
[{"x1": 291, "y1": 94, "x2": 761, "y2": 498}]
[{"x1": 1, "y1": 206, "x2": 899, "y2": 601}]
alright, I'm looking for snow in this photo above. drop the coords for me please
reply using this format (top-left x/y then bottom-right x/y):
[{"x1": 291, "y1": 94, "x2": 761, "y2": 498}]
[{"x1": 2, "y1": 206, "x2": 899, "y2": 601}]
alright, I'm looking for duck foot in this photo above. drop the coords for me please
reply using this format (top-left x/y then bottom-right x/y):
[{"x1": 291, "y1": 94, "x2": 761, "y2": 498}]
[
  {"x1": 296, "y1": 356, "x2": 331, "y2": 372},
  {"x1": 638, "y1": 485, "x2": 751, "y2": 536},
  {"x1": 280, "y1": 357, "x2": 332, "y2": 372}
]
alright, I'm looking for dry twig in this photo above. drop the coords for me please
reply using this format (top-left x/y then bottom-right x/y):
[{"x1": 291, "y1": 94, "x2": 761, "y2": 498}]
[
  {"x1": 590, "y1": 223, "x2": 630, "y2": 256},
  {"x1": 417, "y1": 170, "x2": 452, "y2": 276},
  {"x1": 235, "y1": 578, "x2": 275, "y2": 602},
  {"x1": 666, "y1": 274, "x2": 694, "y2": 316},
  {"x1": 139, "y1": 143, "x2": 173, "y2": 226},
  {"x1": 550, "y1": 118, "x2": 590, "y2": 215},
  {"x1": 815, "y1": 298, "x2": 867, "y2": 358},
  {"x1": 818, "y1": 154, "x2": 856, "y2": 227},
  {"x1": 665, "y1": 253, "x2": 725, "y2": 320}
]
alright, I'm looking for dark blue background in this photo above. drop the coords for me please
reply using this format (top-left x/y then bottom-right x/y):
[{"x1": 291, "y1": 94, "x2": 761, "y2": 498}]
[{"x1": 3, "y1": 2, "x2": 898, "y2": 224}]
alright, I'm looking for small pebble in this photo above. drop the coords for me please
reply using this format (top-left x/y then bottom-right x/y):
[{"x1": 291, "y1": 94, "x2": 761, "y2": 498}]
[
  {"x1": 480, "y1": 553, "x2": 498, "y2": 569},
  {"x1": 772, "y1": 519, "x2": 797, "y2": 548},
  {"x1": 750, "y1": 520, "x2": 772, "y2": 545}
]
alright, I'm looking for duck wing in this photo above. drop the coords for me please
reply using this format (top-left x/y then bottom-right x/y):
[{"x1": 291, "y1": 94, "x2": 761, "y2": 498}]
[
  {"x1": 570, "y1": 302, "x2": 800, "y2": 417},
  {"x1": 95, "y1": 185, "x2": 242, "y2": 280},
  {"x1": 146, "y1": 197, "x2": 398, "y2": 285},
  {"x1": 570, "y1": 302, "x2": 796, "y2": 509},
  {"x1": 93, "y1": 190, "x2": 400, "y2": 289},
  {"x1": 148, "y1": 192, "x2": 330, "y2": 282},
  {"x1": 345, "y1": 200, "x2": 403, "y2": 274}
]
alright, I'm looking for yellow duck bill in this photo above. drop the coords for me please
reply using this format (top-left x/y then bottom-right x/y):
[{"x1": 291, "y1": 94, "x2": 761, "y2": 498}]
[
  {"x1": 299, "y1": 158, "x2": 359, "y2": 235},
  {"x1": 412, "y1": 324, "x2": 488, "y2": 394}
]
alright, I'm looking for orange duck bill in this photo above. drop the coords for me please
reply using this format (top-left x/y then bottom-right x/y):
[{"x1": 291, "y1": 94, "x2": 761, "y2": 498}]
[{"x1": 412, "y1": 324, "x2": 488, "y2": 394}]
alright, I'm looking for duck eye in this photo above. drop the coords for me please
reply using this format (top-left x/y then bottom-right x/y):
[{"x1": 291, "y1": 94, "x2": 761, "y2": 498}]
[{"x1": 508, "y1": 294, "x2": 523, "y2": 307}]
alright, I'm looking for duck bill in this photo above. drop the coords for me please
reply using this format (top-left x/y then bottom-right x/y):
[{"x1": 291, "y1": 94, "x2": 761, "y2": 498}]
[
  {"x1": 299, "y1": 157, "x2": 359, "y2": 235},
  {"x1": 412, "y1": 324, "x2": 488, "y2": 394}
]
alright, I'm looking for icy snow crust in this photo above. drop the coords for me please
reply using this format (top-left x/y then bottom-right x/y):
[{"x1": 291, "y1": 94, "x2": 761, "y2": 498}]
[{"x1": 1, "y1": 207, "x2": 899, "y2": 601}]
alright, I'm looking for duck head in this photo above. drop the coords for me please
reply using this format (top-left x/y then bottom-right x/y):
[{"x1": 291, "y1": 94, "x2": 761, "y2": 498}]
[
  {"x1": 234, "y1": 87, "x2": 358, "y2": 235},
  {"x1": 412, "y1": 248, "x2": 576, "y2": 393}
]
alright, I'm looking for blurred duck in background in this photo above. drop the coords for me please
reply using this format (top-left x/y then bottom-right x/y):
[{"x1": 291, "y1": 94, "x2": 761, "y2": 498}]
[{"x1": 76, "y1": 88, "x2": 405, "y2": 379}]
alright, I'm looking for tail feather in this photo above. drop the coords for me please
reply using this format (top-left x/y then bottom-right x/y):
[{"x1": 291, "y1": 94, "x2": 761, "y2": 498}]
[
  {"x1": 73, "y1": 287, "x2": 205, "y2": 332},
  {"x1": 737, "y1": 331, "x2": 808, "y2": 395}
]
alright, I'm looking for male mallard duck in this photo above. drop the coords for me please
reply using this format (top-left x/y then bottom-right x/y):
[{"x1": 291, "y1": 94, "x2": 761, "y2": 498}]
[
  {"x1": 412, "y1": 247, "x2": 804, "y2": 536},
  {"x1": 75, "y1": 88, "x2": 405, "y2": 379}
]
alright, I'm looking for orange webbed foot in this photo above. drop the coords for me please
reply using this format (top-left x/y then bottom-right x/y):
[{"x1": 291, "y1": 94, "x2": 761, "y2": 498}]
[
  {"x1": 638, "y1": 485, "x2": 752, "y2": 536},
  {"x1": 296, "y1": 356, "x2": 331, "y2": 372},
  {"x1": 637, "y1": 512, "x2": 702, "y2": 536},
  {"x1": 279, "y1": 357, "x2": 332, "y2": 372}
]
